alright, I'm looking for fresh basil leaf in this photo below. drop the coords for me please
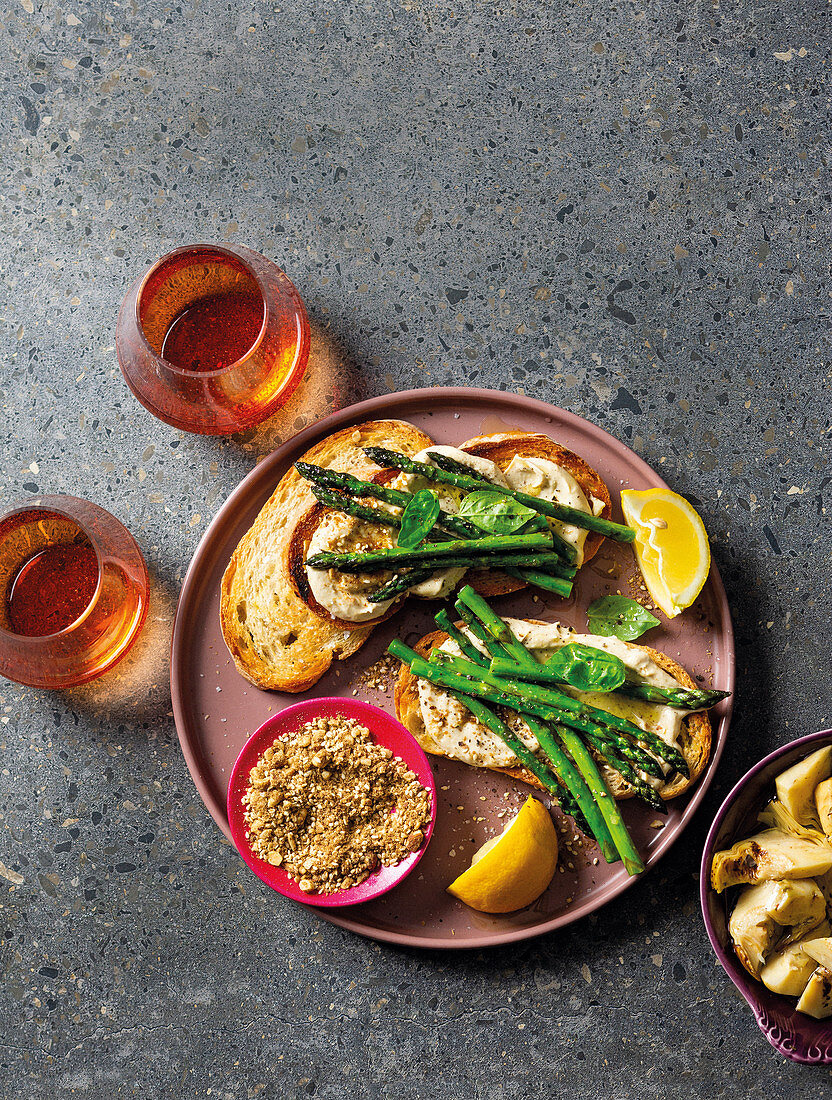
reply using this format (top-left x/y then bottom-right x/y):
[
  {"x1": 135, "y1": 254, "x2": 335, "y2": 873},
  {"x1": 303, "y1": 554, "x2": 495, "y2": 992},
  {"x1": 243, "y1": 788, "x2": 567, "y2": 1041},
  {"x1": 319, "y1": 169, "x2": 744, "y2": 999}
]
[
  {"x1": 547, "y1": 642, "x2": 626, "y2": 692},
  {"x1": 398, "y1": 490, "x2": 440, "y2": 548},
  {"x1": 586, "y1": 595, "x2": 660, "y2": 641},
  {"x1": 458, "y1": 491, "x2": 537, "y2": 535}
]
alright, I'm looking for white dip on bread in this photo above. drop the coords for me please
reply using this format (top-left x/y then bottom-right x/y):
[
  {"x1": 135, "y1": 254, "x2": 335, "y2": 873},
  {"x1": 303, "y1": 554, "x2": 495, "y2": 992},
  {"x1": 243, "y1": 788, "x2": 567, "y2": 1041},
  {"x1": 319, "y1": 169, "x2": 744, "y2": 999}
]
[
  {"x1": 417, "y1": 618, "x2": 690, "y2": 783},
  {"x1": 501, "y1": 456, "x2": 604, "y2": 567},
  {"x1": 305, "y1": 510, "x2": 400, "y2": 623}
]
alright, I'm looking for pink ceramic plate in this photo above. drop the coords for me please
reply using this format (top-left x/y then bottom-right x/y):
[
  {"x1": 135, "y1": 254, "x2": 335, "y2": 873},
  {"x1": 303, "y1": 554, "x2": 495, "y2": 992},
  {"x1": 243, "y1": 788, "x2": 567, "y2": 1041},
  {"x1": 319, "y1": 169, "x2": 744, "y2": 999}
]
[
  {"x1": 226, "y1": 698, "x2": 437, "y2": 907},
  {"x1": 171, "y1": 387, "x2": 735, "y2": 948}
]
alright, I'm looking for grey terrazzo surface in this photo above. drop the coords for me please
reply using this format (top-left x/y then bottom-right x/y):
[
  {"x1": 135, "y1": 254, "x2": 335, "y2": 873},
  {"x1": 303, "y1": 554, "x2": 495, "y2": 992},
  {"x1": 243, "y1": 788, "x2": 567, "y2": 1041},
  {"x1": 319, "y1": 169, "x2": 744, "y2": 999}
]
[{"x1": 1, "y1": 0, "x2": 831, "y2": 1095}]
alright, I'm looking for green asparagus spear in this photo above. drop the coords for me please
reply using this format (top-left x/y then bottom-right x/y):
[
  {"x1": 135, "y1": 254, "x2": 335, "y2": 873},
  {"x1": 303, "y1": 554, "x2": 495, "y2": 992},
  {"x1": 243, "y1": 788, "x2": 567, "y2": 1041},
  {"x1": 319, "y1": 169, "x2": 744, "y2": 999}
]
[
  {"x1": 500, "y1": 567, "x2": 573, "y2": 598},
  {"x1": 309, "y1": 487, "x2": 574, "y2": 600},
  {"x1": 428, "y1": 606, "x2": 648, "y2": 867},
  {"x1": 308, "y1": 484, "x2": 439, "y2": 604},
  {"x1": 362, "y1": 447, "x2": 577, "y2": 562},
  {"x1": 393, "y1": 638, "x2": 651, "y2": 849},
  {"x1": 454, "y1": 600, "x2": 510, "y2": 663},
  {"x1": 456, "y1": 585, "x2": 544, "y2": 667},
  {"x1": 365, "y1": 569, "x2": 436, "y2": 603},
  {"x1": 489, "y1": 655, "x2": 728, "y2": 713},
  {"x1": 305, "y1": 531, "x2": 553, "y2": 573},
  {"x1": 487, "y1": 659, "x2": 678, "y2": 778},
  {"x1": 300, "y1": 462, "x2": 578, "y2": 601},
  {"x1": 338, "y1": 551, "x2": 575, "y2": 575},
  {"x1": 616, "y1": 680, "x2": 731, "y2": 711},
  {"x1": 439, "y1": 555, "x2": 574, "y2": 580},
  {"x1": 578, "y1": 721, "x2": 665, "y2": 781},
  {"x1": 443, "y1": 593, "x2": 654, "y2": 868},
  {"x1": 390, "y1": 645, "x2": 580, "y2": 724},
  {"x1": 426, "y1": 450, "x2": 635, "y2": 543},
  {"x1": 433, "y1": 609, "x2": 488, "y2": 665},
  {"x1": 520, "y1": 716, "x2": 615, "y2": 856},
  {"x1": 434, "y1": 610, "x2": 660, "y2": 843},
  {"x1": 295, "y1": 461, "x2": 484, "y2": 540},
  {"x1": 388, "y1": 640, "x2": 643, "y2": 874},
  {"x1": 549, "y1": 723, "x2": 645, "y2": 875},
  {"x1": 309, "y1": 487, "x2": 575, "y2": 579},
  {"x1": 431, "y1": 650, "x2": 667, "y2": 780},
  {"x1": 363, "y1": 446, "x2": 634, "y2": 545},
  {"x1": 309, "y1": 485, "x2": 400, "y2": 528},
  {"x1": 398, "y1": 633, "x2": 613, "y2": 857},
  {"x1": 589, "y1": 747, "x2": 668, "y2": 815},
  {"x1": 432, "y1": 610, "x2": 614, "y2": 854},
  {"x1": 297, "y1": 460, "x2": 408, "y2": 507}
]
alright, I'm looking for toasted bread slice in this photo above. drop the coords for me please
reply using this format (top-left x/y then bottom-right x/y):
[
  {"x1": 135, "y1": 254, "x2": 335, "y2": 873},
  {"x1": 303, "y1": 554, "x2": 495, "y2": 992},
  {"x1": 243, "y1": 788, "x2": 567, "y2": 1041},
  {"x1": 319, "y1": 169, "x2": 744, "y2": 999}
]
[
  {"x1": 457, "y1": 432, "x2": 612, "y2": 596},
  {"x1": 220, "y1": 419, "x2": 434, "y2": 692},
  {"x1": 394, "y1": 623, "x2": 711, "y2": 801},
  {"x1": 223, "y1": 426, "x2": 616, "y2": 691}
]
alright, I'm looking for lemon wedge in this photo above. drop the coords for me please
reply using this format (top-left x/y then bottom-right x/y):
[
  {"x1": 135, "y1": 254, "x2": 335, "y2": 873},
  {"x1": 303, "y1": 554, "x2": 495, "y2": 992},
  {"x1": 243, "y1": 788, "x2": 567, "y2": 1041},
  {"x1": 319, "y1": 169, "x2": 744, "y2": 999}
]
[
  {"x1": 447, "y1": 796, "x2": 558, "y2": 913},
  {"x1": 620, "y1": 487, "x2": 711, "y2": 619}
]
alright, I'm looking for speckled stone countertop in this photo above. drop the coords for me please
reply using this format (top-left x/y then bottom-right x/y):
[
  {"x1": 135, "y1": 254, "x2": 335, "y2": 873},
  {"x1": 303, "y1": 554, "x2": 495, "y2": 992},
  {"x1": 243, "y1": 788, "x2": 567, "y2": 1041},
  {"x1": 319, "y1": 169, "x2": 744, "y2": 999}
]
[{"x1": 1, "y1": 1, "x2": 830, "y2": 1096}]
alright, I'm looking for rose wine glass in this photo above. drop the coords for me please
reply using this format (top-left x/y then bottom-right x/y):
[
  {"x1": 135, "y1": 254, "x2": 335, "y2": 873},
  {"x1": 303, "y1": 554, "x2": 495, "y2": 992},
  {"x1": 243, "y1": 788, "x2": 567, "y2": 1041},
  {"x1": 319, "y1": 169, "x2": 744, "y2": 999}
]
[
  {"x1": 0, "y1": 496, "x2": 149, "y2": 689},
  {"x1": 116, "y1": 243, "x2": 310, "y2": 435}
]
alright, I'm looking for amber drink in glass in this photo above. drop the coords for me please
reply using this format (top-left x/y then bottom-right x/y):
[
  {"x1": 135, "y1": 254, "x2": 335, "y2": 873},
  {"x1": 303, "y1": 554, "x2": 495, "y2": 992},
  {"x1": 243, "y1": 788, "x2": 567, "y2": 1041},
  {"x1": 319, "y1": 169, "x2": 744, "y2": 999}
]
[
  {"x1": 116, "y1": 243, "x2": 310, "y2": 434},
  {"x1": 0, "y1": 496, "x2": 149, "y2": 689}
]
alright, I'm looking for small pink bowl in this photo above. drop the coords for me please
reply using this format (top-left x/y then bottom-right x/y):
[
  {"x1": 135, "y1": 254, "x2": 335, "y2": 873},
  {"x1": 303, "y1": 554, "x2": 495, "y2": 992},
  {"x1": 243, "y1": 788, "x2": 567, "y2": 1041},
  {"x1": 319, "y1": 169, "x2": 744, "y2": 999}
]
[{"x1": 227, "y1": 698, "x2": 437, "y2": 907}]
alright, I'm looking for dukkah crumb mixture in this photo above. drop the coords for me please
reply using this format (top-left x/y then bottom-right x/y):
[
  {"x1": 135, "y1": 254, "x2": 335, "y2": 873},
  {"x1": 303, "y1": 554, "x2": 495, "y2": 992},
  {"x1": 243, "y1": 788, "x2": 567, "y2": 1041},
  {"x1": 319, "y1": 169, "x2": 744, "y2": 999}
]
[
  {"x1": 354, "y1": 653, "x2": 398, "y2": 694},
  {"x1": 243, "y1": 715, "x2": 432, "y2": 894}
]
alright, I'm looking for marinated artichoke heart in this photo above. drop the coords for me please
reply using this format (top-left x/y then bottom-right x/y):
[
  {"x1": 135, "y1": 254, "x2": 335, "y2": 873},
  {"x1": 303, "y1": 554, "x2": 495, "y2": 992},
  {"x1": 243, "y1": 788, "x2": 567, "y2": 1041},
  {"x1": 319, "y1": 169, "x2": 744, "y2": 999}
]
[
  {"x1": 760, "y1": 920, "x2": 832, "y2": 996},
  {"x1": 775, "y1": 745, "x2": 832, "y2": 829},
  {"x1": 816, "y1": 777, "x2": 832, "y2": 838},
  {"x1": 711, "y1": 828, "x2": 832, "y2": 893},
  {"x1": 795, "y1": 966, "x2": 832, "y2": 1020},
  {"x1": 802, "y1": 936, "x2": 832, "y2": 972},
  {"x1": 728, "y1": 879, "x2": 826, "y2": 977}
]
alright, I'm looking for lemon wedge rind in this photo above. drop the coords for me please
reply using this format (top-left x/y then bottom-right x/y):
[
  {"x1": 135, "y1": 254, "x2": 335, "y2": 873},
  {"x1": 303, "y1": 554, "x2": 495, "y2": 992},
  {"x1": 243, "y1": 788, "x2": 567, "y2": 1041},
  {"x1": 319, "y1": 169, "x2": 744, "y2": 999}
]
[{"x1": 621, "y1": 487, "x2": 711, "y2": 619}]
